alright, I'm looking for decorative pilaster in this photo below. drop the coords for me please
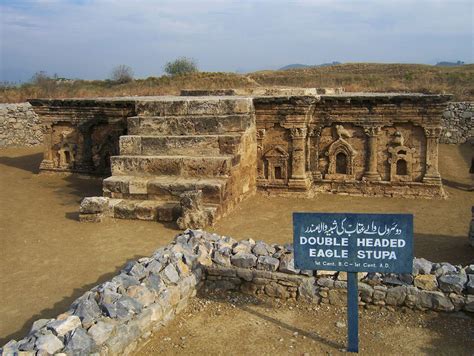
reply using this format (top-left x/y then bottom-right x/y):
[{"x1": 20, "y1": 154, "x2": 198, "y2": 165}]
[
  {"x1": 363, "y1": 126, "x2": 382, "y2": 181},
  {"x1": 256, "y1": 129, "x2": 266, "y2": 179},
  {"x1": 39, "y1": 124, "x2": 55, "y2": 170},
  {"x1": 78, "y1": 125, "x2": 94, "y2": 172},
  {"x1": 288, "y1": 127, "x2": 310, "y2": 190},
  {"x1": 309, "y1": 126, "x2": 323, "y2": 180},
  {"x1": 422, "y1": 127, "x2": 442, "y2": 184}
]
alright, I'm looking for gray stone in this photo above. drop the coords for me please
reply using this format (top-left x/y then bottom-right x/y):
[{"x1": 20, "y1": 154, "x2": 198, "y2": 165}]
[
  {"x1": 412, "y1": 258, "x2": 433, "y2": 275},
  {"x1": 466, "y1": 274, "x2": 474, "y2": 294},
  {"x1": 145, "y1": 274, "x2": 165, "y2": 293},
  {"x1": 29, "y1": 319, "x2": 51, "y2": 335},
  {"x1": 231, "y1": 253, "x2": 257, "y2": 268},
  {"x1": 47, "y1": 316, "x2": 81, "y2": 336},
  {"x1": 160, "y1": 264, "x2": 180, "y2": 285},
  {"x1": 419, "y1": 290, "x2": 454, "y2": 311},
  {"x1": 212, "y1": 248, "x2": 232, "y2": 267},
  {"x1": 438, "y1": 272, "x2": 467, "y2": 294},
  {"x1": 87, "y1": 321, "x2": 115, "y2": 346},
  {"x1": 464, "y1": 295, "x2": 474, "y2": 312},
  {"x1": 35, "y1": 332, "x2": 64, "y2": 354},
  {"x1": 17, "y1": 337, "x2": 36, "y2": 352},
  {"x1": 385, "y1": 286, "x2": 407, "y2": 306},
  {"x1": 79, "y1": 197, "x2": 109, "y2": 214},
  {"x1": 256, "y1": 255, "x2": 279, "y2": 271},
  {"x1": 252, "y1": 241, "x2": 276, "y2": 256},
  {"x1": 146, "y1": 259, "x2": 163, "y2": 274},
  {"x1": 278, "y1": 254, "x2": 300, "y2": 275},
  {"x1": 63, "y1": 327, "x2": 96, "y2": 355},
  {"x1": 434, "y1": 262, "x2": 457, "y2": 277},
  {"x1": 298, "y1": 277, "x2": 319, "y2": 303},
  {"x1": 112, "y1": 273, "x2": 140, "y2": 289},
  {"x1": 358, "y1": 283, "x2": 374, "y2": 302},
  {"x1": 126, "y1": 285, "x2": 155, "y2": 307},
  {"x1": 317, "y1": 277, "x2": 334, "y2": 288},
  {"x1": 465, "y1": 265, "x2": 474, "y2": 274},
  {"x1": 122, "y1": 261, "x2": 148, "y2": 280},
  {"x1": 73, "y1": 295, "x2": 102, "y2": 328},
  {"x1": 1, "y1": 340, "x2": 18, "y2": 355},
  {"x1": 232, "y1": 242, "x2": 252, "y2": 255}
]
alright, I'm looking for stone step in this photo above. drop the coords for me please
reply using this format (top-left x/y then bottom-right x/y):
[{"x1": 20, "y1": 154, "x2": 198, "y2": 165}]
[
  {"x1": 134, "y1": 97, "x2": 252, "y2": 116},
  {"x1": 110, "y1": 155, "x2": 235, "y2": 178},
  {"x1": 103, "y1": 175, "x2": 228, "y2": 204},
  {"x1": 127, "y1": 114, "x2": 252, "y2": 136},
  {"x1": 111, "y1": 199, "x2": 218, "y2": 223},
  {"x1": 119, "y1": 134, "x2": 241, "y2": 156}
]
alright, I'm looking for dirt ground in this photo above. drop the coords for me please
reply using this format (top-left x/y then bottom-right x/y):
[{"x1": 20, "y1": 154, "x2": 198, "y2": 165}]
[
  {"x1": 136, "y1": 289, "x2": 474, "y2": 356},
  {"x1": 0, "y1": 143, "x2": 472, "y2": 345}
]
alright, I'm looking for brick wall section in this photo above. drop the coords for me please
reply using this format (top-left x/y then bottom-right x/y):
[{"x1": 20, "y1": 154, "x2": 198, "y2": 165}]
[
  {"x1": 440, "y1": 102, "x2": 473, "y2": 144},
  {"x1": 2, "y1": 230, "x2": 473, "y2": 355},
  {"x1": 0, "y1": 103, "x2": 43, "y2": 148}
]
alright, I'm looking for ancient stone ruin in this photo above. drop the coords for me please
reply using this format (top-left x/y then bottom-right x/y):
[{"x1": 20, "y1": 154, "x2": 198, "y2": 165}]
[{"x1": 29, "y1": 90, "x2": 451, "y2": 227}]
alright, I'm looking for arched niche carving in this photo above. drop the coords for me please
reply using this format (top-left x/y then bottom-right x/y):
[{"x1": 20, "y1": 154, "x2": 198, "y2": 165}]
[
  {"x1": 388, "y1": 145, "x2": 415, "y2": 182},
  {"x1": 263, "y1": 145, "x2": 289, "y2": 184},
  {"x1": 325, "y1": 138, "x2": 357, "y2": 180}
]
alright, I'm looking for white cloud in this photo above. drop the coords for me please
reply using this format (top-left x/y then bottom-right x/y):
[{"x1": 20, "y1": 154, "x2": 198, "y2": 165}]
[{"x1": 0, "y1": 0, "x2": 472, "y2": 81}]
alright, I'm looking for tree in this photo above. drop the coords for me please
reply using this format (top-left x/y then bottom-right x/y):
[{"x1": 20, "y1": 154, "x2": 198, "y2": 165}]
[
  {"x1": 164, "y1": 57, "x2": 198, "y2": 76},
  {"x1": 110, "y1": 65, "x2": 134, "y2": 84},
  {"x1": 30, "y1": 71, "x2": 58, "y2": 96}
]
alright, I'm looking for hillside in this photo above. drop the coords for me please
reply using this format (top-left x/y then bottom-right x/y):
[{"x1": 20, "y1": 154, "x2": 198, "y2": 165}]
[{"x1": 1, "y1": 63, "x2": 473, "y2": 103}]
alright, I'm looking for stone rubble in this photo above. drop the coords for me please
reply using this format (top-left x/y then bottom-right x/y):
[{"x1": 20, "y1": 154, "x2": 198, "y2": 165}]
[
  {"x1": 0, "y1": 103, "x2": 43, "y2": 147},
  {"x1": 2, "y1": 230, "x2": 473, "y2": 355}
]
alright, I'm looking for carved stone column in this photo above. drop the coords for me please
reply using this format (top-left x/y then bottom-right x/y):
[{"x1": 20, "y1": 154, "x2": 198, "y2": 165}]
[
  {"x1": 422, "y1": 127, "x2": 442, "y2": 184},
  {"x1": 309, "y1": 126, "x2": 323, "y2": 180},
  {"x1": 256, "y1": 129, "x2": 266, "y2": 180},
  {"x1": 288, "y1": 127, "x2": 310, "y2": 190},
  {"x1": 39, "y1": 124, "x2": 55, "y2": 170},
  {"x1": 363, "y1": 126, "x2": 382, "y2": 181}
]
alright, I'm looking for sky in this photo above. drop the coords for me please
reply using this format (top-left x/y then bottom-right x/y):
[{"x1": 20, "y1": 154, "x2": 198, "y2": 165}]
[{"x1": 0, "y1": 0, "x2": 473, "y2": 82}]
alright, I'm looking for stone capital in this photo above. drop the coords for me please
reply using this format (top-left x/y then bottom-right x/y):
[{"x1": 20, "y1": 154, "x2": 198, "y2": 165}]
[
  {"x1": 363, "y1": 126, "x2": 382, "y2": 137},
  {"x1": 289, "y1": 127, "x2": 307, "y2": 139},
  {"x1": 423, "y1": 126, "x2": 442, "y2": 138}
]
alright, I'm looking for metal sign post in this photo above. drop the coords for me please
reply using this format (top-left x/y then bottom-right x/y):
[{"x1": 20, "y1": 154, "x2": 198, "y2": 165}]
[{"x1": 293, "y1": 212, "x2": 413, "y2": 353}]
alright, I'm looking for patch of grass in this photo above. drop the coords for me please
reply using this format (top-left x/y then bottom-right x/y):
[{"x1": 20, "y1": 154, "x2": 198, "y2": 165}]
[{"x1": 1, "y1": 63, "x2": 473, "y2": 103}]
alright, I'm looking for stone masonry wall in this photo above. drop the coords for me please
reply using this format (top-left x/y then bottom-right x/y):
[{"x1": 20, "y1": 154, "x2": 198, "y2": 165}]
[
  {"x1": 0, "y1": 103, "x2": 43, "y2": 148},
  {"x1": 440, "y1": 102, "x2": 473, "y2": 144},
  {"x1": 2, "y1": 230, "x2": 473, "y2": 355}
]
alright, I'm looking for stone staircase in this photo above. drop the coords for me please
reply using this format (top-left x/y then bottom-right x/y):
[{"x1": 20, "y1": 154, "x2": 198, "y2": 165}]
[{"x1": 100, "y1": 97, "x2": 257, "y2": 224}]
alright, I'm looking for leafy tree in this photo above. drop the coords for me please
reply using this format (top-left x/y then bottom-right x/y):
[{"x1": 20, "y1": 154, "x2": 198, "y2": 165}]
[
  {"x1": 164, "y1": 57, "x2": 198, "y2": 76},
  {"x1": 110, "y1": 65, "x2": 134, "y2": 84}
]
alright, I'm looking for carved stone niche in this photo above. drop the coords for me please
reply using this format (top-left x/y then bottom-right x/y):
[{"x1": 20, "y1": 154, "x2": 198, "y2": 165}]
[
  {"x1": 263, "y1": 145, "x2": 289, "y2": 184},
  {"x1": 388, "y1": 135, "x2": 415, "y2": 182},
  {"x1": 52, "y1": 127, "x2": 78, "y2": 170},
  {"x1": 325, "y1": 137, "x2": 357, "y2": 181}
]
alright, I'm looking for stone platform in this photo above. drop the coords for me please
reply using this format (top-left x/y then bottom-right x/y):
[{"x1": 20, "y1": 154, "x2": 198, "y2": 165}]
[{"x1": 30, "y1": 90, "x2": 451, "y2": 227}]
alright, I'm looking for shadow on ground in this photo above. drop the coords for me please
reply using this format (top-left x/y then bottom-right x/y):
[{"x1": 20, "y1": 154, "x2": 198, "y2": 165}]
[
  {"x1": 0, "y1": 152, "x2": 43, "y2": 174},
  {"x1": 0, "y1": 255, "x2": 143, "y2": 345}
]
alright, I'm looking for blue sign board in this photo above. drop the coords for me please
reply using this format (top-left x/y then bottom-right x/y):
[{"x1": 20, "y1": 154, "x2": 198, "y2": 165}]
[{"x1": 293, "y1": 212, "x2": 413, "y2": 274}]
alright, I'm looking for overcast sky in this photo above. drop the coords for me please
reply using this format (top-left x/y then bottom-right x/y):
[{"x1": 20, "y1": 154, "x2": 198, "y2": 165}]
[{"x1": 0, "y1": 0, "x2": 472, "y2": 82}]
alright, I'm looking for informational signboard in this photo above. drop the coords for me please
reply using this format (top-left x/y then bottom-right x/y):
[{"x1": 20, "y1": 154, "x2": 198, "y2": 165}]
[
  {"x1": 293, "y1": 212, "x2": 413, "y2": 273},
  {"x1": 293, "y1": 212, "x2": 414, "y2": 353}
]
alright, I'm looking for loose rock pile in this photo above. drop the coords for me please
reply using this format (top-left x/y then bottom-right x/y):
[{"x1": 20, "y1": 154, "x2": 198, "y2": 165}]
[{"x1": 2, "y1": 230, "x2": 473, "y2": 355}]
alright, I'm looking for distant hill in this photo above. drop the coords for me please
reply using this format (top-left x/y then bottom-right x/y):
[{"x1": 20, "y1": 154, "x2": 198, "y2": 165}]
[
  {"x1": 1, "y1": 63, "x2": 473, "y2": 103},
  {"x1": 435, "y1": 61, "x2": 465, "y2": 67},
  {"x1": 279, "y1": 61, "x2": 341, "y2": 70}
]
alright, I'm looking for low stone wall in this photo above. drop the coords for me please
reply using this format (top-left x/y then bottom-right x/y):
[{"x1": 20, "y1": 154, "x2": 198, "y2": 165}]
[
  {"x1": 440, "y1": 102, "x2": 473, "y2": 144},
  {"x1": 0, "y1": 103, "x2": 43, "y2": 148},
  {"x1": 2, "y1": 230, "x2": 474, "y2": 355}
]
